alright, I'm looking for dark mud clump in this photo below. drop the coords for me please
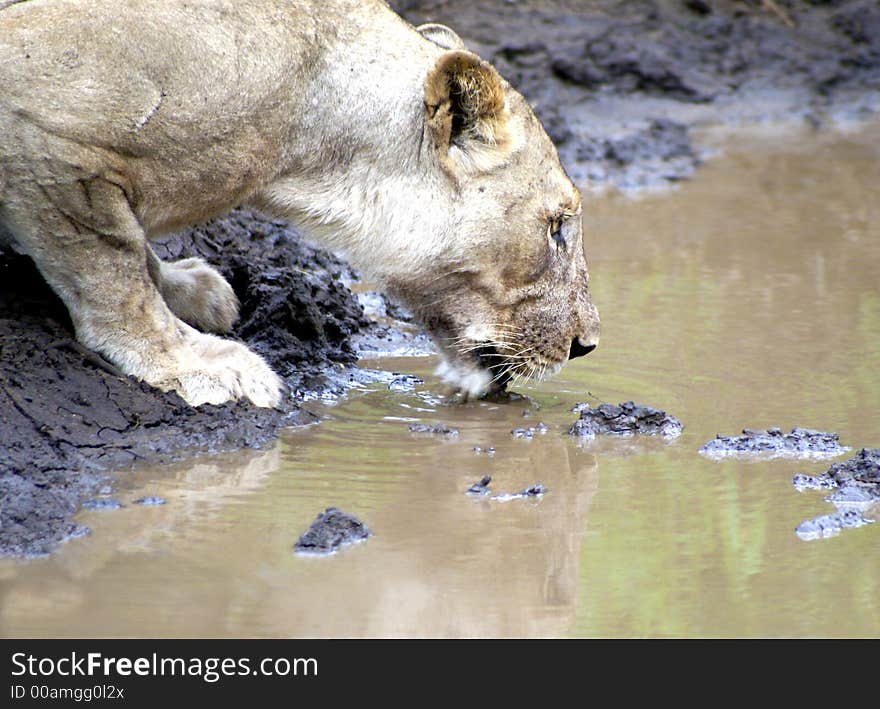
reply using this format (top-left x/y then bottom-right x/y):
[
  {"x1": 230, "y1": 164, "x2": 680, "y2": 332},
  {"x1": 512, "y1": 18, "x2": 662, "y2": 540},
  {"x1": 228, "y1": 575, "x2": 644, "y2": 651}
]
[
  {"x1": 699, "y1": 427, "x2": 847, "y2": 460},
  {"x1": 826, "y1": 447, "x2": 880, "y2": 486},
  {"x1": 792, "y1": 473, "x2": 838, "y2": 491},
  {"x1": 466, "y1": 475, "x2": 493, "y2": 496},
  {"x1": 151, "y1": 209, "x2": 369, "y2": 399},
  {"x1": 492, "y1": 483, "x2": 548, "y2": 503},
  {"x1": 1, "y1": 209, "x2": 368, "y2": 556},
  {"x1": 510, "y1": 422, "x2": 548, "y2": 439},
  {"x1": 465, "y1": 476, "x2": 548, "y2": 501},
  {"x1": 408, "y1": 423, "x2": 460, "y2": 437},
  {"x1": 387, "y1": 374, "x2": 424, "y2": 392},
  {"x1": 793, "y1": 448, "x2": 880, "y2": 504},
  {"x1": 793, "y1": 448, "x2": 879, "y2": 540},
  {"x1": 133, "y1": 496, "x2": 167, "y2": 506},
  {"x1": 293, "y1": 507, "x2": 372, "y2": 555},
  {"x1": 795, "y1": 509, "x2": 873, "y2": 540},
  {"x1": 394, "y1": 0, "x2": 880, "y2": 189},
  {"x1": 568, "y1": 401, "x2": 683, "y2": 439}
]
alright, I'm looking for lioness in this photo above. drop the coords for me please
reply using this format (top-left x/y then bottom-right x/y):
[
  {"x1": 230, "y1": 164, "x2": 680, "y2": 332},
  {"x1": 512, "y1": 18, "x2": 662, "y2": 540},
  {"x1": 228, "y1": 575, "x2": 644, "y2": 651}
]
[{"x1": 0, "y1": 0, "x2": 599, "y2": 407}]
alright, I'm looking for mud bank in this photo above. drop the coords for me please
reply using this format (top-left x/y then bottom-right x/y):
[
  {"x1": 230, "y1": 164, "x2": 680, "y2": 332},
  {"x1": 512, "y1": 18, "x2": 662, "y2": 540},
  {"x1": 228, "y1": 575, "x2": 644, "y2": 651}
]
[
  {"x1": 0, "y1": 210, "x2": 369, "y2": 555},
  {"x1": 394, "y1": 0, "x2": 880, "y2": 187}
]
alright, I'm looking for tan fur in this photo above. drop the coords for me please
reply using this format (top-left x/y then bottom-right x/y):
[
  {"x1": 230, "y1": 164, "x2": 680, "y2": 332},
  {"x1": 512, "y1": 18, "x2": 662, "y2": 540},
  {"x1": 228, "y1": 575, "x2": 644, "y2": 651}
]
[{"x1": 0, "y1": 0, "x2": 599, "y2": 407}]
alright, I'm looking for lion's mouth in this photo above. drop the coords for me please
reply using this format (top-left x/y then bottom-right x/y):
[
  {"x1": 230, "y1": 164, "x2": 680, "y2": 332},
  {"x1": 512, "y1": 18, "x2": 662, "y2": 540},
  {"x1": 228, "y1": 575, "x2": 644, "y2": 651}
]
[
  {"x1": 433, "y1": 340, "x2": 513, "y2": 397},
  {"x1": 434, "y1": 335, "x2": 567, "y2": 398}
]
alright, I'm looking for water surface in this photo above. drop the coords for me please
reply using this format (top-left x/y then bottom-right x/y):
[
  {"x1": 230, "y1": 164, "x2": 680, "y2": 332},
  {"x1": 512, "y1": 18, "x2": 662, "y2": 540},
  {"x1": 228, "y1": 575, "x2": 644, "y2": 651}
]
[{"x1": 2, "y1": 123, "x2": 878, "y2": 638}]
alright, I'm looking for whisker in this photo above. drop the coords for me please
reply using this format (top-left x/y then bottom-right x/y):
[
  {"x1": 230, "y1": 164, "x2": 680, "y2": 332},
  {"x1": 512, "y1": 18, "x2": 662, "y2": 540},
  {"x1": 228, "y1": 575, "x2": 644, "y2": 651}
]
[
  {"x1": 456, "y1": 341, "x2": 518, "y2": 355},
  {"x1": 440, "y1": 323, "x2": 523, "y2": 342},
  {"x1": 493, "y1": 344, "x2": 538, "y2": 361}
]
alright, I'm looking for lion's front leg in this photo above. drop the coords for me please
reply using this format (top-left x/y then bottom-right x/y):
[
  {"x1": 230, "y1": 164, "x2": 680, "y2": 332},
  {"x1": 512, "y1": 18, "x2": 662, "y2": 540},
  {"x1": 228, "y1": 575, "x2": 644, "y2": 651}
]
[{"x1": 4, "y1": 174, "x2": 283, "y2": 408}]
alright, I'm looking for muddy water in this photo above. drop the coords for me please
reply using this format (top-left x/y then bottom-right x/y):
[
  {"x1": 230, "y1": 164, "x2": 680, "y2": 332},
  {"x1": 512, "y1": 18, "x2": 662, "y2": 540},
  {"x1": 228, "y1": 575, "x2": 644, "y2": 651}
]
[{"x1": 2, "y1": 124, "x2": 879, "y2": 638}]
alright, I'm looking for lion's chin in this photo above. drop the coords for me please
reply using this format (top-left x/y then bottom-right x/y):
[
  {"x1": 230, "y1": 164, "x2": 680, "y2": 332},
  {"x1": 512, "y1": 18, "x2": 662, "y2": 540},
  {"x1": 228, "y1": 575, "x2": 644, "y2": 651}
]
[
  {"x1": 433, "y1": 342, "x2": 569, "y2": 399},
  {"x1": 434, "y1": 357, "x2": 496, "y2": 398}
]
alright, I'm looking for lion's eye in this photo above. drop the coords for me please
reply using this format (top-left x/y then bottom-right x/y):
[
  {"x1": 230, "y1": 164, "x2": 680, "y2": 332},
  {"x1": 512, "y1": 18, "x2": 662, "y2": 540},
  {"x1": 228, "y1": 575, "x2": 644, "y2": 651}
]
[{"x1": 549, "y1": 219, "x2": 566, "y2": 251}]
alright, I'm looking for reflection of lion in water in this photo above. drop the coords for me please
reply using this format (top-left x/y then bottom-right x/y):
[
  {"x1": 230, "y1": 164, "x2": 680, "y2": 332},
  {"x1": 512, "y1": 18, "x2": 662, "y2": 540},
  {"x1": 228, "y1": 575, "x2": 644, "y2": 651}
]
[
  {"x1": 0, "y1": 433, "x2": 598, "y2": 638},
  {"x1": 0, "y1": 0, "x2": 599, "y2": 407}
]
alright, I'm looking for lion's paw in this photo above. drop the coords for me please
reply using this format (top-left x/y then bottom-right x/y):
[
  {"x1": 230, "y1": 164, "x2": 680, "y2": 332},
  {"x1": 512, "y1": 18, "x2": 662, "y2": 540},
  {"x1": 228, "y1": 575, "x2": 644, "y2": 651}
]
[
  {"x1": 158, "y1": 257, "x2": 240, "y2": 333},
  {"x1": 158, "y1": 333, "x2": 284, "y2": 408}
]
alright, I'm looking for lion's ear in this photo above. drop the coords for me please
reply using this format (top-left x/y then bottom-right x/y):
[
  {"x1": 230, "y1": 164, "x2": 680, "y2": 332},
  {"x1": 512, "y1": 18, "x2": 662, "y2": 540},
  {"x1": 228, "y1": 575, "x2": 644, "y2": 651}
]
[
  {"x1": 417, "y1": 23, "x2": 466, "y2": 50},
  {"x1": 424, "y1": 51, "x2": 520, "y2": 174}
]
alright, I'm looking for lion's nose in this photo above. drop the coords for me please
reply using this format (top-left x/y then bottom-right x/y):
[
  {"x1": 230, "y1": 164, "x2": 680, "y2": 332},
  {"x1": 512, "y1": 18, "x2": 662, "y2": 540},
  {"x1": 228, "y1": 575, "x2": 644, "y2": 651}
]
[{"x1": 569, "y1": 337, "x2": 597, "y2": 360}]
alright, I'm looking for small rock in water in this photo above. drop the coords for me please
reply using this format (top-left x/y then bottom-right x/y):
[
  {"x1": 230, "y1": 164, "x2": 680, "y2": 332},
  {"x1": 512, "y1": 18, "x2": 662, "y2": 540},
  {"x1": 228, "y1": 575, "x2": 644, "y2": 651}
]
[
  {"x1": 294, "y1": 507, "x2": 371, "y2": 555},
  {"x1": 465, "y1": 477, "x2": 547, "y2": 502},
  {"x1": 408, "y1": 423, "x2": 459, "y2": 437},
  {"x1": 492, "y1": 483, "x2": 548, "y2": 502},
  {"x1": 700, "y1": 427, "x2": 846, "y2": 460},
  {"x1": 795, "y1": 510, "x2": 873, "y2": 540},
  {"x1": 827, "y1": 484, "x2": 880, "y2": 505},
  {"x1": 466, "y1": 476, "x2": 493, "y2": 496},
  {"x1": 65, "y1": 525, "x2": 91, "y2": 540},
  {"x1": 824, "y1": 448, "x2": 880, "y2": 486},
  {"x1": 792, "y1": 473, "x2": 837, "y2": 491},
  {"x1": 568, "y1": 401, "x2": 682, "y2": 439},
  {"x1": 133, "y1": 496, "x2": 166, "y2": 506},
  {"x1": 388, "y1": 374, "x2": 423, "y2": 392},
  {"x1": 81, "y1": 498, "x2": 123, "y2": 510},
  {"x1": 792, "y1": 448, "x2": 880, "y2": 540},
  {"x1": 472, "y1": 446, "x2": 496, "y2": 456},
  {"x1": 520, "y1": 483, "x2": 547, "y2": 497},
  {"x1": 511, "y1": 422, "x2": 548, "y2": 439},
  {"x1": 793, "y1": 449, "x2": 880, "y2": 494}
]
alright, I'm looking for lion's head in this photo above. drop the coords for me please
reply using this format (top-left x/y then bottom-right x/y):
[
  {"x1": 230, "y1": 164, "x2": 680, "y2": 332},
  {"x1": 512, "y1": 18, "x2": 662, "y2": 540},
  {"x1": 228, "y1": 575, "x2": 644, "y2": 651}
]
[{"x1": 387, "y1": 26, "x2": 600, "y2": 397}]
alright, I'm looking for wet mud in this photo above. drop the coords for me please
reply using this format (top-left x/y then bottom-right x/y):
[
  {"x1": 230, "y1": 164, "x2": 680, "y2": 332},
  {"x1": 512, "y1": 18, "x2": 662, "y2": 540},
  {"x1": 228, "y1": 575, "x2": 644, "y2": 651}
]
[
  {"x1": 568, "y1": 401, "x2": 683, "y2": 439},
  {"x1": 465, "y1": 475, "x2": 493, "y2": 496},
  {"x1": 794, "y1": 448, "x2": 880, "y2": 500},
  {"x1": 293, "y1": 507, "x2": 373, "y2": 555},
  {"x1": 394, "y1": 0, "x2": 880, "y2": 187},
  {"x1": 0, "y1": 210, "x2": 369, "y2": 555},
  {"x1": 699, "y1": 427, "x2": 848, "y2": 460},
  {"x1": 795, "y1": 509, "x2": 873, "y2": 540},
  {"x1": 510, "y1": 423, "x2": 549, "y2": 439},
  {"x1": 408, "y1": 423, "x2": 460, "y2": 437},
  {"x1": 791, "y1": 448, "x2": 879, "y2": 539},
  {"x1": 465, "y1": 475, "x2": 548, "y2": 501},
  {"x1": 350, "y1": 291, "x2": 434, "y2": 360}
]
